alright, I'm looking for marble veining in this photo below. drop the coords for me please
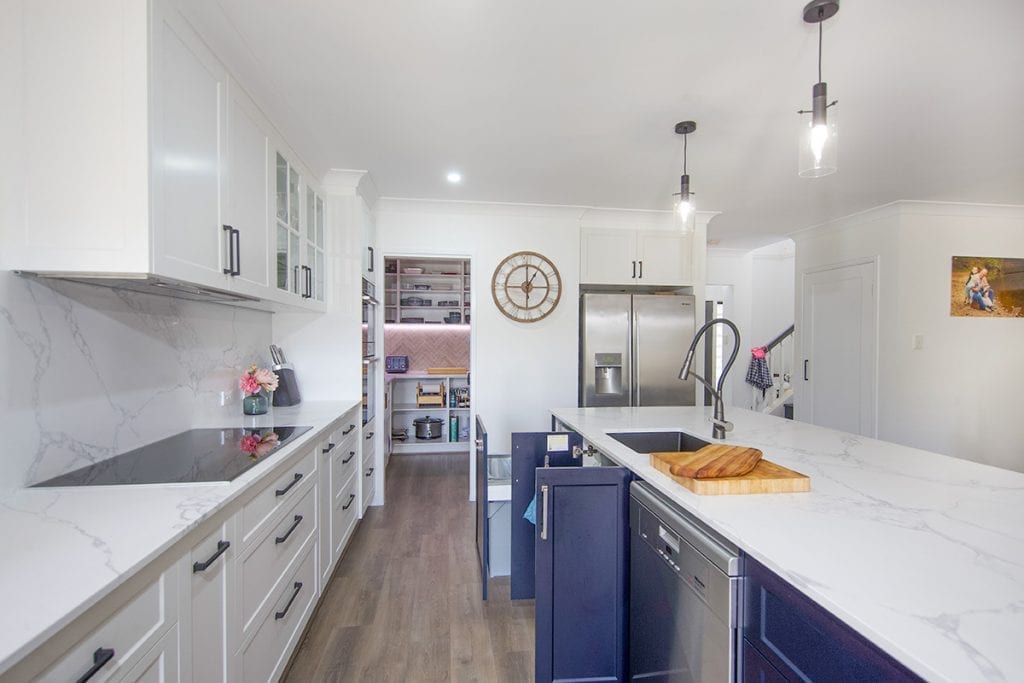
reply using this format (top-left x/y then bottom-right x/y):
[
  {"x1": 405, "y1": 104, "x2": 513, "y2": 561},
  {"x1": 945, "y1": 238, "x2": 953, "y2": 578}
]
[
  {"x1": 552, "y1": 406, "x2": 1024, "y2": 682},
  {"x1": 0, "y1": 273, "x2": 273, "y2": 491}
]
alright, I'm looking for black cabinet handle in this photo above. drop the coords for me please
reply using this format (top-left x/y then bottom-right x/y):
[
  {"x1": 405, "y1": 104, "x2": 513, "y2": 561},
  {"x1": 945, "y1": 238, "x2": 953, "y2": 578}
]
[
  {"x1": 275, "y1": 472, "x2": 303, "y2": 497},
  {"x1": 367, "y1": 246, "x2": 375, "y2": 272},
  {"x1": 365, "y1": 432, "x2": 375, "y2": 440},
  {"x1": 342, "y1": 451, "x2": 355, "y2": 464},
  {"x1": 365, "y1": 467, "x2": 375, "y2": 477},
  {"x1": 222, "y1": 225, "x2": 235, "y2": 275},
  {"x1": 292, "y1": 265, "x2": 299, "y2": 294},
  {"x1": 76, "y1": 647, "x2": 115, "y2": 683},
  {"x1": 192, "y1": 540, "x2": 230, "y2": 573},
  {"x1": 632, "y1": 260, "x2": 637, "y2": 278},
  {"x1": 638, "y1": 260, "x2": 643, "y2": 279},
  {"x1": 342, "y1": 424, "x2": 356, "y2": 435},
  {"x1": 274, "y1": 582, "x2": 303, "y2": 620},
  {"x1": 322, "y1": 442, "x2": 336, "y2": 454},
  {"x1": 232, "y1": 228, "x2": 241, "y2": 276},
  {"x1": 804, "y1": 359, "x2": 809, "y2": 381},
  {"x1": 342, "y1": 493, "x2": 356, "y2": 510},
  {"x1": 275, "y1": 515, "x2": 303, "y2": 544},
  {"x1": 306, "y1": 265, "x2": 313, "y2": 298}
]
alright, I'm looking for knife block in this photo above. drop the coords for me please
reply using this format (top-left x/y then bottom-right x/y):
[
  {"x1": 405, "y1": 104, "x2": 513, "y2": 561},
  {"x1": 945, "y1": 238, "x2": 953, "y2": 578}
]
[{"x1": 272, "y1": 363, "x2": 302, "y2": 407}]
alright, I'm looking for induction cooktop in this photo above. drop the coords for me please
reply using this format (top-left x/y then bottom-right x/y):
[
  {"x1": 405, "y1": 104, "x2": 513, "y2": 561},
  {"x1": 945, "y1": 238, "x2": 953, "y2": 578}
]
[{"x1": 33, "y1": 425, "x2": 313, "y2": 487}]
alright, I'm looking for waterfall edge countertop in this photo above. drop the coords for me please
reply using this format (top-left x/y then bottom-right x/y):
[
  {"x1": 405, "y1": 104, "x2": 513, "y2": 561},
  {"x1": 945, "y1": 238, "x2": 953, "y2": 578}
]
[
  {"x1": 550, "y1": 406, "x2": 1024, "y2": 683},
  {"x1": 0, "y1": 399, "x2": 360, "y2": 676}
]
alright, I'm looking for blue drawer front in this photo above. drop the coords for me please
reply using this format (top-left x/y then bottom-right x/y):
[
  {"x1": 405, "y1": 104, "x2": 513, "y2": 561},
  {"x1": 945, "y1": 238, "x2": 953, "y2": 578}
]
[{"x1": 742, "y1": 556, "x2": 923, "y2": 682}]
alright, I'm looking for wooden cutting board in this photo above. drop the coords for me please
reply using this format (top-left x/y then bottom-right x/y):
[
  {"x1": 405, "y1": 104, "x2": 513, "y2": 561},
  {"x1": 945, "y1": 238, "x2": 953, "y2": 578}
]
[
  {"x1": 652, "y1": 445, "x2": 763, "y2": 479},
  {"x1": 427, "y1": 367, "x2": 468, "y2": 375},
  {"x1": 650, "y1": 452, "x2": 811, "y2": 495}
]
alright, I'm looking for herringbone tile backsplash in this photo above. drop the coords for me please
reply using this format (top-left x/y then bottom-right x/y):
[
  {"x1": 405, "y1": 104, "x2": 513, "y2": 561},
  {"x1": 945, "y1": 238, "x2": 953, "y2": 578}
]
[{"x1": 384, "y1": 325, "x2": 470, "y2": 371}]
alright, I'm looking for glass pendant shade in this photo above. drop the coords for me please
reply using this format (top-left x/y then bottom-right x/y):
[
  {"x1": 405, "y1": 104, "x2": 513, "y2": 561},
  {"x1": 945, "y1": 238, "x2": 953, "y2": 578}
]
[
  {"x1": 675, "y1": 173, "x2": 694, "y2": 231},
  {"x1": 799, "y1": 109, "x2": 838, "y2": 177}
]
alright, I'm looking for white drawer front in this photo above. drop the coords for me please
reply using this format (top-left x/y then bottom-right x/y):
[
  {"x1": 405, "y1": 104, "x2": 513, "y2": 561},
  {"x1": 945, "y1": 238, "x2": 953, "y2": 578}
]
[
  {"x1": 241, "y1": 447, "x2": 316, "y2": 544},
  {"x1": 332, "y1": 472, "x2": 359, "y2": 560},
  {"x1": 331, "y1": 440, "x2": 359, "y2": 499},
  {"x1": 120, "y1": 623, "x2": 179, "y2": 683},
  {"x1": 240, "y1": 483, "x2": 316, "y2": 633},
  {"x1": 39, "y1": 567, "x2": 176, "y2": 683},
  {"x1": 241, "y1": 543, "x2": 317, "y2": 682}
]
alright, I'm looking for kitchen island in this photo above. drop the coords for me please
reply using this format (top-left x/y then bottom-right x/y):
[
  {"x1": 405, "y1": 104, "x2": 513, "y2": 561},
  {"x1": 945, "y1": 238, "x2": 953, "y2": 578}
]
[{"x1": 551, "y1": 406, "x2": 1024, "y2": 683}]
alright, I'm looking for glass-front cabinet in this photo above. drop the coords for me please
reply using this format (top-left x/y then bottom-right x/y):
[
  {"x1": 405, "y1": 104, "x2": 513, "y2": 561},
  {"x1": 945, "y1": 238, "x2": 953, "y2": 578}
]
[{"x1": 274, "y1": 150, "x2": 326, "y2": 305}]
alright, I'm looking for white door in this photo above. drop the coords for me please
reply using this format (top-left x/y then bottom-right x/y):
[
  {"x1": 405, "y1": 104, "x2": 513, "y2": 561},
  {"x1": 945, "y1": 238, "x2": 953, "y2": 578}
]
[
  {"x1": 150, "y1": 4, "x2": 228, "y2": 288},
  {"x1": 636, "y1": 230, "x2": 692, "y2": 285},
  {"x1": 224, "y1": 81, "x2": 271, "y2": 296},
  {"x1": 580, "y1": 228, "x2": 636, "y2": 285},
  {"x1": 799, "y1": 261, "x2": 877, "y2": 436}
]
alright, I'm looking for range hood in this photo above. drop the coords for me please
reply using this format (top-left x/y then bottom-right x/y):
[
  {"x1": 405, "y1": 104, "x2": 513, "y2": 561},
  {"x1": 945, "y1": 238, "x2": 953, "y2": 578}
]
[{"x1": 17, "y1": 271, "x2": 262, "y2": 305}]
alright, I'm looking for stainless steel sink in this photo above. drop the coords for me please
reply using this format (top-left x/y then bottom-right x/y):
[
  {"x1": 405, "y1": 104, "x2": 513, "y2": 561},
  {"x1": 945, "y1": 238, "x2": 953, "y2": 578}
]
[{"x1": 608, "y1": 431, "x2": 710, "y2": 454}]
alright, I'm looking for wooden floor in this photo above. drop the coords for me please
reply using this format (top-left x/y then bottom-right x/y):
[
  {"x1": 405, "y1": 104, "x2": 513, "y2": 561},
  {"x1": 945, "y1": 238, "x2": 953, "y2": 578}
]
[{"x1": 282, "y1": 452, "x2": 535, "y2": 682}]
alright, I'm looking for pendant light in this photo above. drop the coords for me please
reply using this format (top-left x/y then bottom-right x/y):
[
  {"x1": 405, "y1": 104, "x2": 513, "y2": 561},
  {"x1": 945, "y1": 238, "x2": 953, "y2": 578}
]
[
  {"x1": 673, "y1": 121, "x2": 696, "y2": 228},
  {"x1": 798, "y1": 0, "x2": 839, "y2": 178}
]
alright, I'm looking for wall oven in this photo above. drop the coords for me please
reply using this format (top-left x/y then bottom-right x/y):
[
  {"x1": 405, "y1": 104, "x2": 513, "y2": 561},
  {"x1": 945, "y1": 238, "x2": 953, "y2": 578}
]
[{"x1": 362, "y1": 278, "x2": 379, "y2": 425}]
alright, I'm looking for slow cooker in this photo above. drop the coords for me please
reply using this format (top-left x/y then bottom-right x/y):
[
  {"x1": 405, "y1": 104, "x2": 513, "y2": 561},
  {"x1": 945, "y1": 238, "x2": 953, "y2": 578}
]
[{"x1": 413, "y1": 416, "x2": 443, "y2": 439}]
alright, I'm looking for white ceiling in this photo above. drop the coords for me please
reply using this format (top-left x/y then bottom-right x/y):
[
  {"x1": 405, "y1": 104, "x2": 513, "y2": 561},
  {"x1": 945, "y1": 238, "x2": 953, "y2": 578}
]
[{"x1": 207, "y1": 0, "x2": 1024, "y2": 248}]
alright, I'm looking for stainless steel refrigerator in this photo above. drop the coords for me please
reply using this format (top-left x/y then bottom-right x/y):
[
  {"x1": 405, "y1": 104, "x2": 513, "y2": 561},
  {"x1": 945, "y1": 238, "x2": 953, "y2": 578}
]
[{"x1": 579, "y1": 292, "x2": 696, "y2": 407}]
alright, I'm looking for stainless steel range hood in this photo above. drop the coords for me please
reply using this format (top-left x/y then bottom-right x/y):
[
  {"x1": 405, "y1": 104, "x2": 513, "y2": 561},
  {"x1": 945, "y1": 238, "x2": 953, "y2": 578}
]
[{"x1": 17, "y1": 271, "x2": 262, "y2": 305}]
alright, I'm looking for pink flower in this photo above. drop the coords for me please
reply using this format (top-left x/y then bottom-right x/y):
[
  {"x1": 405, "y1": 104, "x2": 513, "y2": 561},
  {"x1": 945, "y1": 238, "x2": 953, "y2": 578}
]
[
  {"x1": 253, "y1": 367, "x2": 279, "y2": 392},
  {"x1": 239, "y1": 374, "x2": 261, "y2": 395},
  {"x1": 240, "y1": 434, "x2": 261, "y2": 454}
]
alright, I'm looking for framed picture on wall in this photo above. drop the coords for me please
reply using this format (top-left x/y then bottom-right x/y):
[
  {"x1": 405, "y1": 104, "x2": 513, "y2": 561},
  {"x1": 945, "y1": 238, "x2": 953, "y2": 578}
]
[{"x1": 951, "y1": 256, "x2": 1024, "y2": 317}]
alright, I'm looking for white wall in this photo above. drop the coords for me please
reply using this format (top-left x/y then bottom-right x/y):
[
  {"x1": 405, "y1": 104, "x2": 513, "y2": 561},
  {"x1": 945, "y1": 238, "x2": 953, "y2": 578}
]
[
  {"x1": 376, "y1": 199, "x2": 583, "y2": 457},
  {"x1": 707, "y1": 241, "x2": 795, "y2": 409},
  {"x1": 794, "y1": 201, "x2": 1024, "y2": 472}
]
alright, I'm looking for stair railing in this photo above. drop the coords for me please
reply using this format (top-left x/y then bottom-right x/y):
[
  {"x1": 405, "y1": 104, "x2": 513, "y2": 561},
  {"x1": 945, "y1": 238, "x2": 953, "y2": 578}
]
[{"x1": 751, "y1": 325, "x2": 795, "y2": 414}]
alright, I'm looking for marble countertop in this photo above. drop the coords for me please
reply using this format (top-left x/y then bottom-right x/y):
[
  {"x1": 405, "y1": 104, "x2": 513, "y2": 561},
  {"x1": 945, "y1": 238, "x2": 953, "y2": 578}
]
[
  {"x1": 551, "y1": 406, "x2": 1024, "y2": 683},
  {"x1": 0, "y1": 399, "x2": 360, "y2": 676}
]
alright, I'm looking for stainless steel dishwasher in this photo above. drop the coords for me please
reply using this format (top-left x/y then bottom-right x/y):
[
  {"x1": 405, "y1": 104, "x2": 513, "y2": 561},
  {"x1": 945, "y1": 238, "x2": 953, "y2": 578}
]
[{"x1": 629, "y1": 481, "x2": 741, "y2": 682}]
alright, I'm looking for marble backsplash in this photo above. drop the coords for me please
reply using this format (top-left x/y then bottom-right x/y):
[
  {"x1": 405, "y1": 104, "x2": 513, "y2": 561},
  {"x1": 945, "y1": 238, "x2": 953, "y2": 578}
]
[{"x1": 0, "y1": 272, "x2": 273, "y2": 491}]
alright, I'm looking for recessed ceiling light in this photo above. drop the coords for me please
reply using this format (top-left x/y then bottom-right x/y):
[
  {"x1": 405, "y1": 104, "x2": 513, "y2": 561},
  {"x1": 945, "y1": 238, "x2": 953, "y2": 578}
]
[{"x1": 446, "y1": 171, "x2": 462, "y2": 184}]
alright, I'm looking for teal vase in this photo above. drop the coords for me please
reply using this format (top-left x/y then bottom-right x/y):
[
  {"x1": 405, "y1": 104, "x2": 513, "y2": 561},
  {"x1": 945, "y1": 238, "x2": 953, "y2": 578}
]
[{"x1": 242, "y1": 391, "x2": 269, "y2": 415}]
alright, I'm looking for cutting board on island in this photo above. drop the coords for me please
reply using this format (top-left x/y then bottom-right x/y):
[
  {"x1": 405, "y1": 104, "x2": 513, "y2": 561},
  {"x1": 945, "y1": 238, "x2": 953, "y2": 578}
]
[{"x1": 650, "y1": 447, "x2": 810, "y2": 495}]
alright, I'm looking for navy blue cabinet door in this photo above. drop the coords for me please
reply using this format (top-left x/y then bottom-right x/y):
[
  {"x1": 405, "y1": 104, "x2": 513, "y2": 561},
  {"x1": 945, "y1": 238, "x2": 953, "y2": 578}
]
[
  {"x1": 742, "y1": 639, "x2": 787, "y2": 683},
  {"x1": 743, "y1": 555, "x2": 923, "y2": 682},
  {"x1": 535, "y1": 466, "x2": 631, "y2": 683},
  {"x1": 510, "y1": 432, "x2": 582, "y2": 600}
]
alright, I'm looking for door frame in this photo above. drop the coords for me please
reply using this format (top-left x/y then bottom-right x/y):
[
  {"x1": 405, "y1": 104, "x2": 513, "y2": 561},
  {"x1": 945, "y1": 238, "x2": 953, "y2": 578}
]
[
  {"x1": 381, "y1": 250, "x2": 478, "y2": 500},
  {"x1": 797, "y1": 256, "x2": 880, "y2": 437}
]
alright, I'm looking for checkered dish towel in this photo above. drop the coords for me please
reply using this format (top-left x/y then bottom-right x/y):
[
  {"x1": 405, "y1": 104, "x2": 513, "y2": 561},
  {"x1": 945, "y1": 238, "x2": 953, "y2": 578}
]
[{"x1": 745, "y1": 347, "x2": 773, "y2": 391}]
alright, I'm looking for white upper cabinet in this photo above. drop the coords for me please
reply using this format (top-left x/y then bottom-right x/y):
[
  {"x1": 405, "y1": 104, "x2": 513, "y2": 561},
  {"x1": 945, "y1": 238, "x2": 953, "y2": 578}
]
[
  {"x1": 150, "y1": 2, "x2": 228, "y2": 289},
  {"x1": 224, "y1": 82, "x2": 272, "y2": 297},
  {"x1": 3, "y1": 0, "x2": 325, "y2": 311},
  {"x1": 580, "y1": 227, "x2": 694, "y2": 286}
]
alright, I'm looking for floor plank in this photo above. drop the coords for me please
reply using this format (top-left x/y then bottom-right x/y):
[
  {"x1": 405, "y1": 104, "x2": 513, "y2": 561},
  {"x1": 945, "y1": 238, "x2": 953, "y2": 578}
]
[{"x1": 283, "y1": 452, "x2": 534, "y2": 682}]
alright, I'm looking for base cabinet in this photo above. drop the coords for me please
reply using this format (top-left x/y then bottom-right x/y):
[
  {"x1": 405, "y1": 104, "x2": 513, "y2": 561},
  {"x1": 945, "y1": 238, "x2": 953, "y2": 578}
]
[
  {"x1": 741, "y1": 555, "x2": 923, "y2": 682},
  {"x1": 9, "y1": 410, "x2": 366, "y2": 683},
  {"x1": 534, "y1": 465, "x2": 631, "y2": 683}
]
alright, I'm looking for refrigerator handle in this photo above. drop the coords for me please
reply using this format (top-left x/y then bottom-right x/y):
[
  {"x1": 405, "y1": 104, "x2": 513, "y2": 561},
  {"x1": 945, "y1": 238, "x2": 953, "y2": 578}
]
[{"x1": 631, "y1": 304, "x2": 639, "y2": 406}]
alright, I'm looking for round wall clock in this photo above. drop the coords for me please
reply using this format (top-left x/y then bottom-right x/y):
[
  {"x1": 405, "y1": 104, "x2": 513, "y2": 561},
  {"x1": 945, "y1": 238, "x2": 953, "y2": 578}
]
[{"x1": 491, "y1": 251, "x2": 562, "y2": 323}]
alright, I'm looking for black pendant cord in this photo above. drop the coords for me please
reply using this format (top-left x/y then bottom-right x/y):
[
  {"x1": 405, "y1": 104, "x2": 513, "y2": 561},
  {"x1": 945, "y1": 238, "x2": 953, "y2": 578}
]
[
  {"x1": 818, "y1": 14, "x2": 823, "y2": 83},
  {"x1": 683, "y1": 134, "x2": 688, "y2": 175}
]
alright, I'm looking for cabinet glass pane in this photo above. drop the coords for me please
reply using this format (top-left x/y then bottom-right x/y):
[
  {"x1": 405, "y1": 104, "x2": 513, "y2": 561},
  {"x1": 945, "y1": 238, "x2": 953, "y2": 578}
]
[
  {"x1": 276, "y1": 225, "x2": 289, "y2": 290},
  {"x1": 290, "y1": 232, "x2": 300, "y2": 293},
  {"x1": 288, "y1": 167, "x2": 300, "y2": 231},
  {"x1": 306, "y1": 187, "x2": 315, "y2": 241},
  {"x1": 275, "y1": 153, "x2": 288, "y2": 224},
  {"x1": 316, "y1": 196, "x2": 324, "y2": 248},
  {"x1": 315, "y1": 250, "x2": 325, "y2": 301}
]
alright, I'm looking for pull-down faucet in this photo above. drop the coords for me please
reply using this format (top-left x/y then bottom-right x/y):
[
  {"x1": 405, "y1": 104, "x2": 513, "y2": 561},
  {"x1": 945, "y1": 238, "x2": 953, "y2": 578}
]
[{"x1": 679, "y1": 318, "x2": 741, "y2": 440}]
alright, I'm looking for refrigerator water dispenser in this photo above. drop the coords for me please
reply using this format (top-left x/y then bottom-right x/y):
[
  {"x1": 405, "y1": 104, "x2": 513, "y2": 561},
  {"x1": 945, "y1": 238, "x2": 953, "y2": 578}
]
[{"x1": 594, "y1": 353, "x2": 623, "y2": 395}]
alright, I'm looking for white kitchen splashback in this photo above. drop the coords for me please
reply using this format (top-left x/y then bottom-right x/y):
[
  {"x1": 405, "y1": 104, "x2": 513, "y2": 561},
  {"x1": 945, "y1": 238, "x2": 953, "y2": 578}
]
[{"x1": 0, "y1": 272, "x2": 272, "y2": 491}]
